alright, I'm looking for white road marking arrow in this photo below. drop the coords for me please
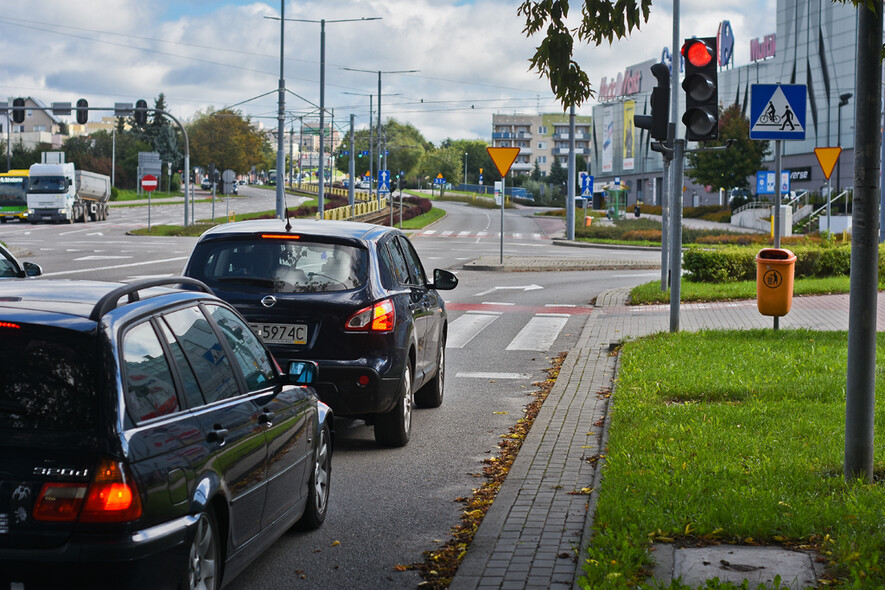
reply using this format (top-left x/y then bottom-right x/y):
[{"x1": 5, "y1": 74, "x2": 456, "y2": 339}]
[{"x1": 474, "y1": 284, "x2": 543, "y2": 297}]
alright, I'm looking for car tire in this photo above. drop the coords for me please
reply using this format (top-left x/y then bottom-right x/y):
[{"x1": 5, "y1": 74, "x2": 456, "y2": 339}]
[
  {"x1": 374, "y1": 362, "x2": 413, "y2": 447},
  {"x1": 179, "y1": 510, "x2": 221, "y2": 590},
  {"x1": 415, "y1": 340, "x2": 445, "y2": 408},
  {"x1": 295, "y1": 423, "x2": 331, "y2": 530}
]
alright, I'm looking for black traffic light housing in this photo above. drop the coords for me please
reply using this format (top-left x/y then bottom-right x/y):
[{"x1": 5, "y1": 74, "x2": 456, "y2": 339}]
[
  {"x1": 12, "y1": 98, "x2": 25, "y2": 124},
  {"x1": 681, "y1": 37, "x2": 719, "y2": 141},
  {"x1": 134, "y1": 99, "x2": 148, "y2": 126},
  {"x1": 76, "y1": 98, "x2": 89, "y2": 125},
  {"x1": 633, "y1": 63, "x2": 670, "y2": 141}
]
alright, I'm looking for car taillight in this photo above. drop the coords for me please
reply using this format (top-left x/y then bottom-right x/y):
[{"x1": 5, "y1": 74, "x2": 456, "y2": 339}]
[
  {"x1": 345, "y1": 299, "x2": 395, "y2": 332},
  {"x1": 33, "y1": 457, "x2": 142, "y2": 523},
  {"x1": 0, "y1": 321, "x2": 20, "y2": 329}
]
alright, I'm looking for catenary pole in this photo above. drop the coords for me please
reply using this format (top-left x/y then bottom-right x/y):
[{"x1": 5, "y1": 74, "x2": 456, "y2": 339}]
[{"x1": 844, "y1": 2, "x2": 883, "y2": 483}]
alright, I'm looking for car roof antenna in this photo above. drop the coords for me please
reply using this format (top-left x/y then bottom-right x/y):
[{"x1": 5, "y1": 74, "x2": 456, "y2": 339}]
[{"x1": 283, "y1": 188, "x2": 292, "y2": 232}]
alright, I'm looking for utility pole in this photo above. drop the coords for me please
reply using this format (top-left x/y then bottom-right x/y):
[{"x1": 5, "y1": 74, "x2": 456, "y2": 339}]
[{"x1": 844, "y1": 2, "x2": 883, "y2": 483}]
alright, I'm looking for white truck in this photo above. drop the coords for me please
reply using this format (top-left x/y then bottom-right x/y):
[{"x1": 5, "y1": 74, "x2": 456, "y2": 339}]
[{"x1": 26, "y1": 163, "x2": 111, "y2": 224}]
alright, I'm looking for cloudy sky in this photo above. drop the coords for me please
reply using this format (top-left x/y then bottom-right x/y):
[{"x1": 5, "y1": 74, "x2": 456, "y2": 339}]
[{"x1": 1, "y1": 0, "x2": 776, "y2": 144}]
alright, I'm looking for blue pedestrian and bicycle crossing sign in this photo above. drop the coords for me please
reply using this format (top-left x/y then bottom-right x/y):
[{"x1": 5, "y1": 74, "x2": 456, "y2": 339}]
[{"x1": 750, "y1": 84, "x2": 807, "y2": 141}]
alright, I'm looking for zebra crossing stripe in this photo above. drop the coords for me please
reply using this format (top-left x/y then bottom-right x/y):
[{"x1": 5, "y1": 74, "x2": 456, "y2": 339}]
[
  {"x1": 447, "y1": 312, "x2": 501, "y2": 349},
  {"x1": 505, "y1": 315, "x2": 569, "y2": 351}
]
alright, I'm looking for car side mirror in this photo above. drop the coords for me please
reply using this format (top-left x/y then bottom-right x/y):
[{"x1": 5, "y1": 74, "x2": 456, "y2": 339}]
[
  {"x1": 23, "y1": 262, "x2": 42, "y2": 277},
  {"x1": 285, "y1": 360, "x2": 319, "y2": 385},
  {"x1": 431, "y1": 268, "x2": 458, "y2": 291}
]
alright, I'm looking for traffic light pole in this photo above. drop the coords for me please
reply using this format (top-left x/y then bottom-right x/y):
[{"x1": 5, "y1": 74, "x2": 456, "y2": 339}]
[{"x1": 669, "y1": 139, "x2": 684, "y2": 332}]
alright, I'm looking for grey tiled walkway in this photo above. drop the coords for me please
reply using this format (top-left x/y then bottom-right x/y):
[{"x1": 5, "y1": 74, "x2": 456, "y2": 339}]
[{"x1": 450, "y1": 290, "x2": 884, "y2": 589}]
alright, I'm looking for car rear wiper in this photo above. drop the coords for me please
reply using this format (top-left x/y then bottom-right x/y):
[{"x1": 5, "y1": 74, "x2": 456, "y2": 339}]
[{"x1": 215, "y1": 276, "x2": 276, "y2": 288}]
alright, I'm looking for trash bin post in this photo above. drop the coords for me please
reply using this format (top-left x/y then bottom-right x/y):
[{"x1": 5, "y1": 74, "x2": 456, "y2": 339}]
[{"x1": 756, "y1": 248, "x2": 797, "y2": 329}]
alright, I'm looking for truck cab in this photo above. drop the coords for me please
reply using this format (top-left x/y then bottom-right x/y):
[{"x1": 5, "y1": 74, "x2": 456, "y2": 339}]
[{"x1": 26, "y1": 163, "x2": 76, "y2": 223}]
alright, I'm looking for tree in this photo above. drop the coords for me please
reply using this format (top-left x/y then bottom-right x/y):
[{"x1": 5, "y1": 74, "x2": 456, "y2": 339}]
[
  {"x1": 439, "y1": 138, "x2": 493, "y2": 185},
  {"x1": 416, "y1": 147, "x2": 464, "y2": 196},
  {"x1": 686, "y1": 104, "x2": 769, "y2": 193},
  {"x1": 531, "y1": 160, "x2": 542, "y2": 181},
  {"x1": 337, "y1": 119, "x2": 431, "y2": 186},
  {"x1": 519, "y1": 0, "x2": 652, "y2": 106},
  {"x1": 188, "y1": 109, "x2": 268, "y2": 174},
  {"x1": 548, "y1": 156, "x2": 567, "y2": 185}
]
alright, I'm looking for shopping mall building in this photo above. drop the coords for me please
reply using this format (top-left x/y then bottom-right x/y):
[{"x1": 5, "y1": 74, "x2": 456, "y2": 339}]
[{"x1": 590, "y1": 0, "x2": 859, "y2": 207}]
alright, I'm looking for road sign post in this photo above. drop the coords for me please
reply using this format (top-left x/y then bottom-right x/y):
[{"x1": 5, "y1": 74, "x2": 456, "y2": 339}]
[
  {"x1": 486, "y1": 147, "x2": 521, "y2": 264},
  {"x1": 141, "y1": 174, "x2": 158, "y2": 231}
]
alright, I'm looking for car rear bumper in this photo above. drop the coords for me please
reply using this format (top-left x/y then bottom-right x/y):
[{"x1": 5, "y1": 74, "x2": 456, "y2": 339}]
[
  {"x1": 315, "y1": 365, "x2": 401, "y2": 417},
  {"x1": 0, "y1": 514, "x2": 198, "y2": 589}
]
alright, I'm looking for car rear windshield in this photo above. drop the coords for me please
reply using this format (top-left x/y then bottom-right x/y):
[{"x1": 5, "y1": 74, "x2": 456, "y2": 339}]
[
  {"x1": 0, "y1": 324, "x2": 99, "y2": 431},
  {"x1": 192, "y1": 238, "x2": 368, "y2": 293}
]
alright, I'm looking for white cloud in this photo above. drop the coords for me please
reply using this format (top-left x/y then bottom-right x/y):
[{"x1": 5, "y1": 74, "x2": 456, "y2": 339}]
[{"x1": 1, "y1": 0, "x2": 777, "y2": 143}]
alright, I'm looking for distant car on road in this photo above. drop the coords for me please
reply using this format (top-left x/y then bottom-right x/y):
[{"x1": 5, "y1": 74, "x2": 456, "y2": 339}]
[
  {"x1": 200, "y1": 178, "x2": 213, "y2": 190},
  {"x1": 183, "y1": 219, "x2": 458, "y2": 447}
]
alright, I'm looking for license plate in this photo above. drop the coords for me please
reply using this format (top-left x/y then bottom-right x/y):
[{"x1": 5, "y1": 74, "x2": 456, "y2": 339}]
[{"x1": 251, "y1": 323, "x2": 308, "y2": 345}]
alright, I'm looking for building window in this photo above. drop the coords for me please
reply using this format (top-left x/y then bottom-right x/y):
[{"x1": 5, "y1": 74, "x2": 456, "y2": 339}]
[
  {"x1": 33, "y1": 125, "x2": 46, "y2": 132},
  {"x1": 537, "y1": 142, "x2": 546, "y2": 149},
  {"x1": 538, "y1": 126, "x2": 547, "y2": 134},
  {"x1": 537, "y1": 156, "x2": 547, "y2": 164}
]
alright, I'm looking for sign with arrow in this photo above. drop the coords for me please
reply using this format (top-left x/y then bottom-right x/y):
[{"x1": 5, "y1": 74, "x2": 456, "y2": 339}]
[{"x1": 379, "y1": 170, "x2": 390, "y2": 193}]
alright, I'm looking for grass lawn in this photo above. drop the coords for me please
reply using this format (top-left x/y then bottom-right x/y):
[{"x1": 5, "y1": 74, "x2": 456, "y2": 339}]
[
  {"x1": 630, "y1": 276, "x2": 859, "y2": 305},
  {"x1": 580, "y1": 329, "x2": 885, "y2": 588}
]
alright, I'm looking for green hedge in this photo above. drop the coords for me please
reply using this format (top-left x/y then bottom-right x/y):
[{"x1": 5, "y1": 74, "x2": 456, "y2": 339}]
[{"x1": 683, "y1": 244, "x2": 883, "y2": 283}]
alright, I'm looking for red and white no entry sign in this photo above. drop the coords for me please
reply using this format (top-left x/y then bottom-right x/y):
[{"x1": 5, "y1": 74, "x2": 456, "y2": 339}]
[{"x1": 142, "y1": 174, "x2": 158, "y2": 192}]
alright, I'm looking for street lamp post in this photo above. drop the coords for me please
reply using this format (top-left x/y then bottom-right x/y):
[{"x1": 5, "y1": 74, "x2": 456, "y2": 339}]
[
  {"x1": 342, "y1": 67, "x2": 418, "y2": 203},
  {"x1": 282, "y1": 17, "x2": 381, "y2": 215},
  {"x1": 464, "y1": 152, "x2": 468, "y2": 186},
  {"x1": 837, "y1": 92, "x2": 853, "y2": 195}
]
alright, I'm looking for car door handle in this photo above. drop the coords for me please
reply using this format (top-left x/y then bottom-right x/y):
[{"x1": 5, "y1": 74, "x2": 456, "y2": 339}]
[
  {"x1": 259, "y1": 411, "x2": 274, "y2": 426},
  {"x1": 207, "y1": 426, "x2": 229, "y2": 445}
]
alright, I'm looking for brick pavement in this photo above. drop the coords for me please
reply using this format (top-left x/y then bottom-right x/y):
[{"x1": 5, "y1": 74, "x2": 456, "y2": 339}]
[{"x1": 450, "y1": 288, "x2": 884, "y2": 590}]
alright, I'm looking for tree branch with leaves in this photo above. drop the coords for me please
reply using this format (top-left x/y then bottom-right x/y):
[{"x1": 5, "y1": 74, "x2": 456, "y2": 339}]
[{"x1": 519, "y1": 0, "x2": 652, "y2": 106}]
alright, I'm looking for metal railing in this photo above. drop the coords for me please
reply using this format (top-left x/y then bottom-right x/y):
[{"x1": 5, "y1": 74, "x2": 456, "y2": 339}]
[{"x1": 319, "y1": 197, "x2": 387, "y2": 221}]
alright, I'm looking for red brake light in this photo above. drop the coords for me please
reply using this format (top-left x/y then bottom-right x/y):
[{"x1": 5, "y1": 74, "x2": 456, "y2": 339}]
[
  {"x1": 0, "y1": 321, "x2": 20, "y2": 329},
  {"x1": 260, "y1": 234, "x2": 300, "y2": 240},
  {"x1": 345, "y1": 299, "x2": 395, "y2": 332},
  {"x1": 33, "y1": 457, "x2": 142, "y2": 523}
]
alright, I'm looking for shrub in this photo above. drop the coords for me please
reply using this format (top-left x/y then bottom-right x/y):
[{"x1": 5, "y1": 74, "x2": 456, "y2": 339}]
[
  {"x1": 683, "y1": 243, "x2": 861, "y2": 283},
  {"x1": 621, "y1": 229, "x2": 662, "y2": 242}
]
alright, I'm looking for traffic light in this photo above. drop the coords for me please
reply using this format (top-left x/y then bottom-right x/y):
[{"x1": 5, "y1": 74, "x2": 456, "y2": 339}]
[
  {"x1": 76, "y1": 98, "x2": 88, "y2": 125},
  {"x1": 633, "y1": 62, "x2": 670, "y2": 141},
  {"x1": 134, "y1": 99, "x2": 148, "y2": 126},
  {"x1": 12, "y1": 98, "x2": 25, "y2": 124},
  {"x1": 681, "y1": 37, "x2": 719, "y2": 141}
]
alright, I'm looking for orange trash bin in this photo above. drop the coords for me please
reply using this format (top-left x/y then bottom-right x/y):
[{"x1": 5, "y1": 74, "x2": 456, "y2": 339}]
[
  {"x1": 756, "y1": 248, "x2": 796, "y2": 317},
  {"x1": 584, "y1": 216, "x2": 592, "y2": 227}
]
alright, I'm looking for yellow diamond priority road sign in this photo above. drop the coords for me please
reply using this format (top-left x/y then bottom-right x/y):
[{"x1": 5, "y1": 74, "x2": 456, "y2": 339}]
[
  {"x1": 487, "y1": 147, "x2": 521, "y2": 177},
  {"x1": 814, "y1": 147, "x2": 842, "y2": 180}
]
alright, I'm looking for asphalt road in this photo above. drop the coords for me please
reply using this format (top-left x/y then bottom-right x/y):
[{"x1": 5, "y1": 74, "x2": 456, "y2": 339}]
[{"x1": 0, "y1": 188, "x2": 658, "y2": 589}]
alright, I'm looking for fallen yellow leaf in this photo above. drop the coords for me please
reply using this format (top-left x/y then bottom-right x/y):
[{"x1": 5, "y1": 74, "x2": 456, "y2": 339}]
[{"x1": 331, "y1": 540, "x2": 341, "y2": 547}]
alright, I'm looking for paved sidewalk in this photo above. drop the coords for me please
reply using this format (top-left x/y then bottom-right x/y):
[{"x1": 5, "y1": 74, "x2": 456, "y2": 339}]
[{"x1": 451, "y1": 288, "x2": 885, "y2": 590}]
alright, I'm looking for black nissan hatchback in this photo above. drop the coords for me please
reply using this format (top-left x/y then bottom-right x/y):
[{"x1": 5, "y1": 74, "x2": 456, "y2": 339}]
[
  {"x1": 183, "y1": 219, "x2": 458, "y2": 447},
  {"x1": 0, "y1": 278, "x2": 333, "y2": 590}
]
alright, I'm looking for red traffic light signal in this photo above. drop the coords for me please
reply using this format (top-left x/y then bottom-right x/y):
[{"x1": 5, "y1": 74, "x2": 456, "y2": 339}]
[{"x1": 681, "y1": 37, "x2": 719, "y2": 141}]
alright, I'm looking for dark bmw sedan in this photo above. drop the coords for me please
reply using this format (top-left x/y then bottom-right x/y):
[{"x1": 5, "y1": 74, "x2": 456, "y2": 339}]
[
  {"x1": 0, "y1": 278, "x2": 332, "y2": 590},
  {"x1": 183, "y1": 219, "x2": 458, "y2": 447}
]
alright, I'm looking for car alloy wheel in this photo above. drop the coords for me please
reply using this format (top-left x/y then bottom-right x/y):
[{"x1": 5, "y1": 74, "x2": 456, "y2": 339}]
[
  {"x1": 374, "y1": 362, "x2": 413, "y2": 447},
  {"x1": 182, "y1": 511, "x2": 220, "y2": 590}
]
